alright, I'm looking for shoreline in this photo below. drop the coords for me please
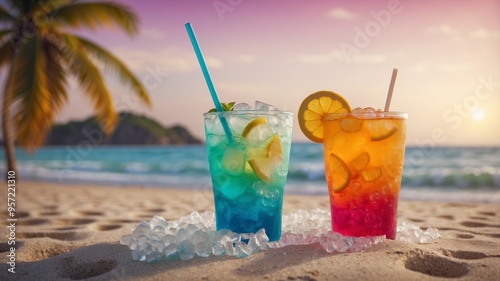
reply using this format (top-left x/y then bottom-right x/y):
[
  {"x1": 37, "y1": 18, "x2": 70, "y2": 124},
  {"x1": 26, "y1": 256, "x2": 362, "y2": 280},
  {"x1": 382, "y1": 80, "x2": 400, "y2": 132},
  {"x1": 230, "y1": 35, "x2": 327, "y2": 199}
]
[
  {"x1": 0, "y1": 181, "x2": 499, "y2": 280},
  {"x1": 14, "y1": 178, "x2": 500, "y2": 204}
]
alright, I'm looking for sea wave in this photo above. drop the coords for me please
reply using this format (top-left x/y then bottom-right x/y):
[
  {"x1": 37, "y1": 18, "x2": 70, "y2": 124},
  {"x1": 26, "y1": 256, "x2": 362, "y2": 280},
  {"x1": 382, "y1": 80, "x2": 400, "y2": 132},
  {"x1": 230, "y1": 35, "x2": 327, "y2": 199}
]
[
  {"x1": 1, "y1": 145, "x2": 499, "y2": 201},
  {"x1": 286, "y1": 164, "x2": 500, "y2": 188}
]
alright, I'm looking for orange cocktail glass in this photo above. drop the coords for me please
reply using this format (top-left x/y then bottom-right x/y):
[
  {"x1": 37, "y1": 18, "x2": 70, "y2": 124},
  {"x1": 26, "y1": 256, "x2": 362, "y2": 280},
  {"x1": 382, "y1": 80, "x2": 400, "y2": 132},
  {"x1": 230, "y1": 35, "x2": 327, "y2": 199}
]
[{"x1": 322, "y1": 111, "x2": 407, "y2": 239}]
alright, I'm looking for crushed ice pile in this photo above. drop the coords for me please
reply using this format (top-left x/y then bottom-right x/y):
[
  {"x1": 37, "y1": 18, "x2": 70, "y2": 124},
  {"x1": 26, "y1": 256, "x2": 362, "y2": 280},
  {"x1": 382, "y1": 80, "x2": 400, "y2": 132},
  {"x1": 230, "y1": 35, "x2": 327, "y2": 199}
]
[{"x1": 120, "y1": 209, "x2": 440, "y2": 263}]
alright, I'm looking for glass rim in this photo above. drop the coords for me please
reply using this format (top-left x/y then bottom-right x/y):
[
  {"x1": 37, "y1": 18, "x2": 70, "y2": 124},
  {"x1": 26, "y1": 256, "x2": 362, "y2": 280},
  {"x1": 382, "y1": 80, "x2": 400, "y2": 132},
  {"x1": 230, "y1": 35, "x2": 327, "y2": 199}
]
[
  {"x1": 323, "y1": 111, "x2": 408, "y2": 120},
  {"x1": 203, "y1": 110, "x2": 294, "y2": 117}
]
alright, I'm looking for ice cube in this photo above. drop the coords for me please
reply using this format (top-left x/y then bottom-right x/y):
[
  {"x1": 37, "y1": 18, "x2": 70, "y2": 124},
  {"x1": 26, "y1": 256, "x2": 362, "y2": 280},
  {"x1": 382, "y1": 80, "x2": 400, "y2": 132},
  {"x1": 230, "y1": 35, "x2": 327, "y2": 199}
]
[
  {"x1": 218, "y1": 177, "x2": 248, "y2": 200},
  {"x1": 362, "y1": 107, "x2": 377, "y2": 112},
  {"x1": 352, "y1": 107, "x2": 364, "y2": 114},
  {"x1": 362, "y1": 107, "x2": 378, "y2": 119},
  {"x1": 122, "y1": 209, "x2": 440, "y2": 262},
  {"x1": 199, "y1": 211, "x2": 216, "y2": 229},
  {"x1": 136, "y1": 235, "x2": 148, "y2": 248},
  {"x1": 233, "y1": 102, "x2": 251, "y2": 110},
  {"x1": 228, "y1": 116, "x2": 249, "y2": 134},
  {"x1": 164, "y1": 243, "x2": 178, "y2": 257},
  {"x1": 222, "y1": 146, "x2": 247, "y2": 176},
  {"x1": 143, "y1": 244, "x2": 154, "y2": 255},
  {"x1": 178, "y1": 240, "x2": 196, "y2": 260},
  {"x1": 181, "y1": 211, "x2": 204, "y2": 224},
  {"x1": 130, "y1": 240, "x2": 139, "y2": 251},
  {"x1": 253, "y1": 101, "x2": 275, "y2": 111},
  {"x1": 162, "y1": 234, "x2": 176, "y2": 244},
  {"x1": 279, "y1": 233, "x2": 299, "y2": 247},
  {"x1": 255, "y1": 228, "x2": 269, "y2": 247},
  {"x1": 131, "y1": 221, "x2": 152, "y2": 237},
  {"x1": 267, "y1": 241, "x2": 280, "y2": 248},
  {"x1": 190, "y1": 230, "x2": 212, "y2": 257},
  {"x1": 150, "y1": 216, "x2": 169, "y2": 229},
  {"x1": 146, "y1": 251, "x2": 162, "y2": 263},
  {"x1": 235, "y1": 241, "x2": 253, "y2": 258},
  {"x1": 418, "y1": 227, "x2": 440, "y2": 243},
  {"x1": 120, "y1": 234, "x2": 131, "y2": 245},
  {"x1": 396, "y1": 220, "x2": 441, "y2": 244},
  {"x1": 150, "y1": 240, "x2": 165, "y2": 252},
  {"x1": 132, "y1": 249, "x2": 146, "y2": 261},
  {"x1": 426, "y1": 227, "x2": 440, "y2": 239},
  {"x1": 335, "y1": 237, "x2": 354, "y2": 252},
  {"x1": 151, "y1": 229, "x2": 165, "y2": 242},
  {"x1": 186, "y1": 223, "x2": 199, "y2": 235},
  {"x1": 247, "y1": 235, "x2": 261, "y2": 253},
  {"x1": 419, "y1": 234, "x2": 433, "y2": 244},
  {"x1": 224, "y1": 239, "x2": 236, "y2": 256},
  {"x1": 212, "y1": 241, "x2": 226, "y2": 256},
  {"x1": 175, "y1": 228, "x2": 189, "y2": 243}
]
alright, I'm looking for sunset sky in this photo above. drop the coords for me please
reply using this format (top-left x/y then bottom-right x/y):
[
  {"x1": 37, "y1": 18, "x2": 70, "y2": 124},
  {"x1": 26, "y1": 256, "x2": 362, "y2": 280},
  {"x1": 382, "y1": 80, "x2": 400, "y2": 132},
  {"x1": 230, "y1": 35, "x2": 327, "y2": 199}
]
[{"x1": 52, "y1": 0, "x2": 500, "y2": 146}]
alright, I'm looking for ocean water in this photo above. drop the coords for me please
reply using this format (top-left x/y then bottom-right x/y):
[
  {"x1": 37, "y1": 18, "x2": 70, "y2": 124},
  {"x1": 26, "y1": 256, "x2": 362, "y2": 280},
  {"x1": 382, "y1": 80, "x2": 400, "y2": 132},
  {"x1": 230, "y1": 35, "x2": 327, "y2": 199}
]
[{"x1": 1, "y1": 144, "x2": 499, "y2": 203}]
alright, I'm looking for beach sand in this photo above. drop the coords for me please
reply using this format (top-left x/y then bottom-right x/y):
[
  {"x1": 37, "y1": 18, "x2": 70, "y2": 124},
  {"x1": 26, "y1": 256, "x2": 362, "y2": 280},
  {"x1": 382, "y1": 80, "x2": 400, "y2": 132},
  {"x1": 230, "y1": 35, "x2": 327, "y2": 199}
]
[{"x1": 1, "y1": 181, "x2": 499, "y2": 281}]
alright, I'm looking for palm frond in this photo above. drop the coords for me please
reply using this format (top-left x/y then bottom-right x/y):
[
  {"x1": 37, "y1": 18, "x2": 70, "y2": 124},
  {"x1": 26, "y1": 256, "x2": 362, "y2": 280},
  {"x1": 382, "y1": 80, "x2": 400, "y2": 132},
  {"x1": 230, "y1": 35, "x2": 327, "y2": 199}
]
[
  {"x1": 7, "y1": 34, "x2": 54, "y2": 149},
  {"x1": 0, "y1": 28, "x2": 12, "y2": 41},
  {"x1": 43, "y1": 38, "x2": 68, "y2": 116},
  {"x1": 51, "y1": 2, "x2": 139, "y2": 36},
  {"x1": 32, "y1": 0, "x2": 71, "y2": 16},
  {"x1": 1, "y1": 0, "x2": 34, "y2": 15},
  {"x1": 0, "y1": 3, "x2": 16, "y2": 24},
  {"x1": 71, "y1": 34, "x2": 151, "y2": 107},
  {"x1": 0, "y1": 38, "x2": 14, "y2": 67},
  {"x1": 58, "y1": 33, "x2": 117, "y2": 133}
]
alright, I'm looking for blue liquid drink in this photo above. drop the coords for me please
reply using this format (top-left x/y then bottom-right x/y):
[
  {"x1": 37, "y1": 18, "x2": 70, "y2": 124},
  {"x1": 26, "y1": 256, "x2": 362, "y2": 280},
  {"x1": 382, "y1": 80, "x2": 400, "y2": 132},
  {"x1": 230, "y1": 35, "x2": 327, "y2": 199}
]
[{"x1": 204, "y1": 110, "x2": 293, "y2": 241}]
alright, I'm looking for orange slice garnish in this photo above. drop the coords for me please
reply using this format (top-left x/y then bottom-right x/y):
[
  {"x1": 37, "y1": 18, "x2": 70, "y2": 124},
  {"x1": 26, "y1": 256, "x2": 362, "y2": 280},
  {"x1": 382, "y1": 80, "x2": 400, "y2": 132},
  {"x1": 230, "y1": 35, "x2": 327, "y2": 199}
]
[{"x1": 298, "y1": 91, "x2": 351, "y2": 143}]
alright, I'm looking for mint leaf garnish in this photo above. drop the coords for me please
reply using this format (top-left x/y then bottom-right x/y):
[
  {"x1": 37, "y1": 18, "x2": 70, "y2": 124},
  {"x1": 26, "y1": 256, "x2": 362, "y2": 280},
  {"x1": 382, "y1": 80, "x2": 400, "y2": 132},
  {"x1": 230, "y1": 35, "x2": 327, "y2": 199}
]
[{"x1": 208, "y1": 102, "x2": 235, "y2": 113}]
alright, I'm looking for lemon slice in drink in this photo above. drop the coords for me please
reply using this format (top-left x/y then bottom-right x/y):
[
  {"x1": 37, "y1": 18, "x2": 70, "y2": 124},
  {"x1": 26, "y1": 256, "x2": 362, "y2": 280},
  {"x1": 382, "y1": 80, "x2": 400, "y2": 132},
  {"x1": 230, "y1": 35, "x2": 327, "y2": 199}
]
[
  {"x1": 340, "y1": 117, "x2": 363, "y2": 133},
  {"x1": 361, "y1": 167, "x2": 382, "y2": 182},
  {"x1": 365, "y1": 120, "x2": 398, "y2": 141},
  {"x1": 348, "y1": 152, "x2": 370, "y2": 171},
  {"x1": 328, "y1": 153, "x2": 351, "y2": 192},
  {"x1": 242, "y1": 117, "x2": 271, "y2": 140},
  {"x1": 248, "y1": 134, "x2": 283, "y2": 182},
  {"x1": 298, "y1": 91, "x2": 351, "y2": 143}
]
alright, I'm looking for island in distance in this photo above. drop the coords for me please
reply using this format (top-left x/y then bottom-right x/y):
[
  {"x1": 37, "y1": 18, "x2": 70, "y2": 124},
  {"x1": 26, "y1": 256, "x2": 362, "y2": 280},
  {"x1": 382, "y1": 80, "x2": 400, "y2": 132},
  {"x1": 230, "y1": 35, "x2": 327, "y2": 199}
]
[{"x1": 45, "y1": 112, "x2": 202, "y2": 146}]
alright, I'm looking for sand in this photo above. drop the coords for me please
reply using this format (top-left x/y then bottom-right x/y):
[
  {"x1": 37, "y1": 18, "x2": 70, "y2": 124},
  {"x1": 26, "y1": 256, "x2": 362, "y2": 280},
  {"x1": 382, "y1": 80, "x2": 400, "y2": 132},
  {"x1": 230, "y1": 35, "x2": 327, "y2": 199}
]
[{"x1": 1, "y1": 181, "x2": 499, "y2": 281}]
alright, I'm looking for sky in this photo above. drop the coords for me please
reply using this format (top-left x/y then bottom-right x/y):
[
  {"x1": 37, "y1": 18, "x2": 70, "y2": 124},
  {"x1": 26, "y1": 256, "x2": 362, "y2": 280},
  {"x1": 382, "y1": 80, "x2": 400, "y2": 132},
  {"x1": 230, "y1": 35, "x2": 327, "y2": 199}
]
[{"x1": 47, "y1": 0, "x2": 500, "y2": 146}]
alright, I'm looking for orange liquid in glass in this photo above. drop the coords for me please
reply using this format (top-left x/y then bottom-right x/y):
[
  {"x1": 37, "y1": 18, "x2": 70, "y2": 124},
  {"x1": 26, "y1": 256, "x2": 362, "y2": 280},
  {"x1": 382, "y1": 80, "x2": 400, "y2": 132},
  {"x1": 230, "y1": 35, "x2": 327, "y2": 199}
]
[{"x1": 322, "y1": 113, "x2": 407, "y2": 239}]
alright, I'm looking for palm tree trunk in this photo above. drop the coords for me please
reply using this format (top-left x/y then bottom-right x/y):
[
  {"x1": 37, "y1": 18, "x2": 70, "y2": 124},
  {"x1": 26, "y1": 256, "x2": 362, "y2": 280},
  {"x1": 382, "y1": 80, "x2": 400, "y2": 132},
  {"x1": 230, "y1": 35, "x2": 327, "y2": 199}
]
[{"x1": 2, "y1": 67, "x2": 17, "y2": 176}]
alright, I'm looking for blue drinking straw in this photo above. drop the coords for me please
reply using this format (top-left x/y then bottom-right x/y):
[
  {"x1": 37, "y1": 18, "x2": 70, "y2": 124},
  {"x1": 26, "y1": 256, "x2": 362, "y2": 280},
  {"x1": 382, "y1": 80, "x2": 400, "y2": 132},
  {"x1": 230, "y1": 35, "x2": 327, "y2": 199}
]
[{"x1": 185, "y1": 22, "x2": 233, "y2": 142}]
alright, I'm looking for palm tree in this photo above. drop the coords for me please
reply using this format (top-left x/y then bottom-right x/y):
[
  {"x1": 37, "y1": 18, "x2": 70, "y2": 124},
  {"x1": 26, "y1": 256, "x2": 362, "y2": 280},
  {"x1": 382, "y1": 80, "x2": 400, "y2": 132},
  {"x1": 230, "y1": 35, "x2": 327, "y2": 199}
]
[{"x1": 0, "y1": 0, "x2": 151, "y2": 174}]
